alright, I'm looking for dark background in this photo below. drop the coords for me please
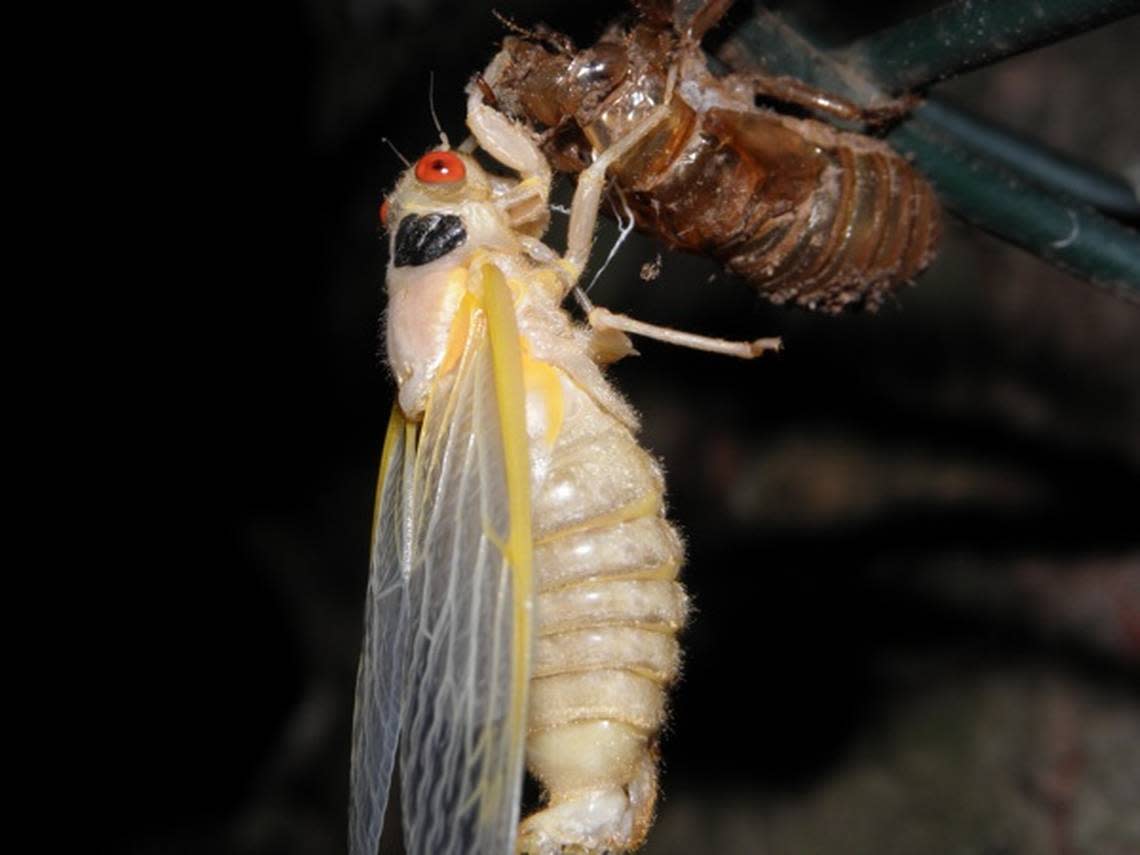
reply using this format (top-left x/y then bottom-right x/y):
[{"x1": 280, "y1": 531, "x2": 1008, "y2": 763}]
[{"x1": 122, "y1": 2, "x2": 1139, "y2": 853}]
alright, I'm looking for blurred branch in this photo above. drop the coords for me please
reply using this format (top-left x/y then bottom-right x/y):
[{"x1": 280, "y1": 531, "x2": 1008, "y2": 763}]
[
  {"x1": 915, "y1": 99, "x2": 1140, "y2": 222},
  {"x1": 891, "y1": 116, "x2": 1140, "y2": 294},
  {"x1": 839, "y1": 0, "x2": 1140, "y2": 94}
]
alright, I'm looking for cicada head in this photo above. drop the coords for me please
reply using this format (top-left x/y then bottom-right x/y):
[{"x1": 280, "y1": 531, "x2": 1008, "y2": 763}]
[
  {"x1": 381, "y1": 148, "x2": 516, "y2": 419},
  {"x1": 383, "y1": 150, "x2": 483, "y2": 262}
]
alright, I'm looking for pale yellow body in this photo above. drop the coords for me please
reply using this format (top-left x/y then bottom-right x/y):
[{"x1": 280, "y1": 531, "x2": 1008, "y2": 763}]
[
  {"x1": 422, "y1": 252, "x2": 688, "y2": 853},
  {"x1": 520, "y1": 342, "x2": 686, "y2": 854},
  {"x1": 363, "y1": 69, "x2": 771, "y2": 855}
]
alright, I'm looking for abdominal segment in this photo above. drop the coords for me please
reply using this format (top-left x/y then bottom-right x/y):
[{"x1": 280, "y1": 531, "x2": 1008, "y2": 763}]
[{"x1": 520, "y1": 370, "x2": 686, "y2": 854}]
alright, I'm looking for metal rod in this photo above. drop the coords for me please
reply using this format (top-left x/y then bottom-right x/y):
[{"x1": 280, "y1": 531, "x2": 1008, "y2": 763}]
[
  {"x1": 917, "y1": 99, "x2": 1140, "y2": 222},
  {"x1": 719, "y1": 9, "x2": 877, "y2": 106},
  {"x1": 890, "y1": 119, "x2": 1140, "y2": 295},
  {"x1": 842, "y1": 0, "x2": 1140, "y2": 94}
]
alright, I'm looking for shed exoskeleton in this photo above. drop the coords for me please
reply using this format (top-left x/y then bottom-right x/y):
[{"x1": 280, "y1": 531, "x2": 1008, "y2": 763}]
[{"x1": 480, "y1": 0, "x2": 941, "y2": 312}]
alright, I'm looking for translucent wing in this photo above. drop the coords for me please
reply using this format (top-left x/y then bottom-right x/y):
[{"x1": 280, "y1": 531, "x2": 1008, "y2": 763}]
[
  {"x1": 350, "y1": 405, "x2": 416, "y2": 855},
  {"x1": 351, "y1": 264, "x2": 534, "y2": 855},
  {"x1": 399, "y1": 264, "x2": 534, "y2": 855}
]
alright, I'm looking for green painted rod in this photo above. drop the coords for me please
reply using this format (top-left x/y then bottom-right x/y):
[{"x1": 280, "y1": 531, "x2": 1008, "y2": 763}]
[
  {"x1": 843, "y1": 0, "x2": 1140, "y2": 94},
  {"x1": 891, "y1": 118, "x2": 1140, "y2": 293},
  {"x1": 918, "y1": 98, "x2": 1140, "y2": 221}
]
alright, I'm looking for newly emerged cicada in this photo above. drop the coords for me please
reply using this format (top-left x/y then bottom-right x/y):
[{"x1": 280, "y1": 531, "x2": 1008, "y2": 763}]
[
  {"x1": 349, "y1": 69, "x2": 779, "y2": 855},
  {"x1": 480, "y1": 0, "x2": 941, "y2": 312}
]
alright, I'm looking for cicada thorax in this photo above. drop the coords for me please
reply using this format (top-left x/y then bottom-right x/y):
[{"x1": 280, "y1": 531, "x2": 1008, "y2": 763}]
[
  {"x1": 488, "y1": 21, "x2": 940, "y2": 313},
  {"x1": 519, "y1": 360, "x2": 686, "y2": 854}
]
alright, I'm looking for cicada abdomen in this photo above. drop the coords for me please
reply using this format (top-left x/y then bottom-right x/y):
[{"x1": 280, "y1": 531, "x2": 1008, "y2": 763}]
[
  {"x1": 520, "y1": 355, "x2": 686, "y2": 853},
  {"x1": 482, "y1": 6, "x2": 940, "y2": 312}
]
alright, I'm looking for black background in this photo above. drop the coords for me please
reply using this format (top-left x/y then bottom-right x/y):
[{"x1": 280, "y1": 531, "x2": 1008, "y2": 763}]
[{"x1": 114, "y1": 2, "x2": 1139, "y2": 853}]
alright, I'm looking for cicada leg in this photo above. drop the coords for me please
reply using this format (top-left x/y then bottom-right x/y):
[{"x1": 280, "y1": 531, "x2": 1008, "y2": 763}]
[
  {"x1": 466, "y1": 84, "x2": 553, "y2": 232},
  {"x1": 557, "y1": 63, "x2": 782, "y2": 361},
  {"x1": 469, "y1": 64, "x2": 680, "y2": 292},
  {"x1": 725, "y1": 70, "x2": 920, "y2": 128},
  {"x1": 563, "y1": 102, "x2": 675, "y2": 281},
  {"x1": 578, "y1": 293, "x2": 782, "y2": 360}
]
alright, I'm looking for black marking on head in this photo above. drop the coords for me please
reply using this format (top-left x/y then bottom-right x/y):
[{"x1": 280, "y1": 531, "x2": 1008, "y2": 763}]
[{"x1": 393, "y1": 213, "x2": 467, "y2": 267}]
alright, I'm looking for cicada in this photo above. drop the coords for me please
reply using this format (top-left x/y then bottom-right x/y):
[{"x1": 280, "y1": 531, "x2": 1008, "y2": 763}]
[
  {"x1": 349, "y1": 72, "x2": 779, "y2": 855},
  {"x1": 479, "y1": 0, "x2": 941, "y2": 312}
]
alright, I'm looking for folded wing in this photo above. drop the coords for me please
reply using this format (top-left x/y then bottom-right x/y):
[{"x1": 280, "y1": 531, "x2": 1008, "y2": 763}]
[{"x1": 351, "y1": 264, "x2": 534, "y2": 855}]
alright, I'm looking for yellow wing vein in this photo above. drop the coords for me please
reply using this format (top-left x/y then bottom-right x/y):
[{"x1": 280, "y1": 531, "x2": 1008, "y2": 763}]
[{"x1": 480, "y1": 263, "x2": 534, "y2": 820}]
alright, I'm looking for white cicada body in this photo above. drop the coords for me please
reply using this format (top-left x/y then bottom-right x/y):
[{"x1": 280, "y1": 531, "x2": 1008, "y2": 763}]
[{"x1": 351, "y1": 78, "x2": 778, "y2": 855}]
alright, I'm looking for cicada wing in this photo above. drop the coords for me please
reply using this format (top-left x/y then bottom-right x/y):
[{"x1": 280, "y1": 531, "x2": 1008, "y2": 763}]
[
  {"x1": 400, "y1": 265, "x2": 534, "y2": 855},
  {"x1": 350, "y1": 406, "x2": 417, "y2": 855}
]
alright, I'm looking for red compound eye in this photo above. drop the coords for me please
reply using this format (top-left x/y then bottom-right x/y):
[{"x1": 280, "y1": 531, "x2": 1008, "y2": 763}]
[
  {"x1": 415, "y1": 150, "x2": 466, "y2": 184},
  {"x1": 379, "y1": 198, "x2": 390, "y2": 226}
]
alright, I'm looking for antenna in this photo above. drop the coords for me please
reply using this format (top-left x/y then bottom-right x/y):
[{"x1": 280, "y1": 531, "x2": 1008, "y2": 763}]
[
  {"x1": 381, "y1": 137, "x2": 410, "y2": 167},
  {"x1": 429, "y1": 71, "x2": 450, "y2": 149}
]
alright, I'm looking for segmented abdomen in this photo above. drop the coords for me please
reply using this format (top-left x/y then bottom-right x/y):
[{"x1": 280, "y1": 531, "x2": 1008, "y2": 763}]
[
  {"x1": 709, "y1": 114, "x2": 940, "y2": 312},
  {"x1": 520, "y1": 367, "x2": 685, "y2": 853},
  {"x1": 596, "y1": 99, "x2": 940, "y2": 312}
]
